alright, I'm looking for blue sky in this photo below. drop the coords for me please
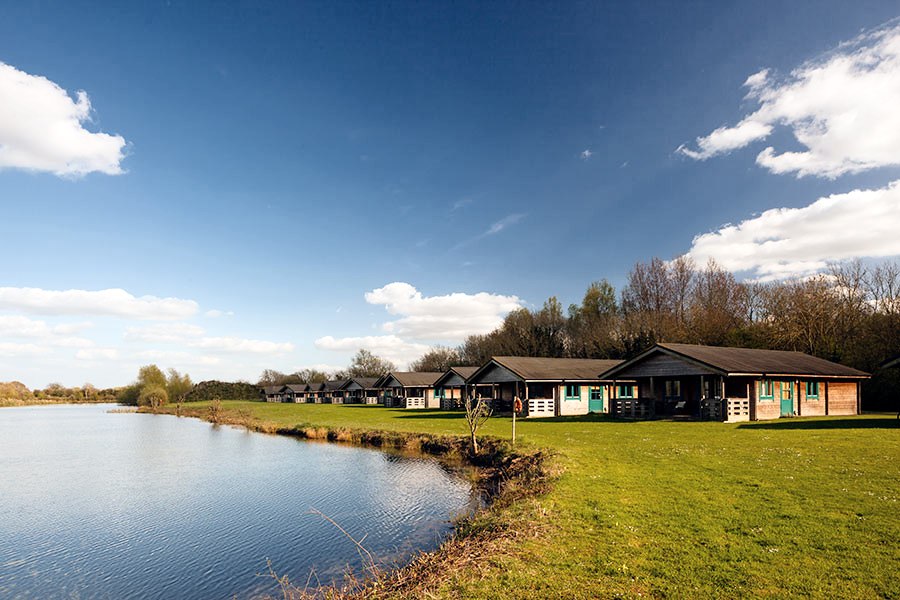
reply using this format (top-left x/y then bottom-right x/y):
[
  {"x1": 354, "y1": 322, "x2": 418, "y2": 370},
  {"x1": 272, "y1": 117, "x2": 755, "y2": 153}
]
[{"x1": 1, "y1": 1, "x2": 899, "y2": 387}]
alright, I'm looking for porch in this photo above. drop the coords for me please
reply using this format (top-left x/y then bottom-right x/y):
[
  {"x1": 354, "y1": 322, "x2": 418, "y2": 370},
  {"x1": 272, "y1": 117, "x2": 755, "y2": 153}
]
[{"x1": 609, "y1": 375, "x2": 753, "y2": 422}]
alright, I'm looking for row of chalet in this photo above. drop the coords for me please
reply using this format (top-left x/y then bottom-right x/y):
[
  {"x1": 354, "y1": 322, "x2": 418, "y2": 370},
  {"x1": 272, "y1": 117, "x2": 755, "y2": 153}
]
[
  {"x1": 262, "y1": 344, "x2": 869, "y2": 422},
  {"x1": 263, "y1": 377, "x2": 381, "y2": 405}
]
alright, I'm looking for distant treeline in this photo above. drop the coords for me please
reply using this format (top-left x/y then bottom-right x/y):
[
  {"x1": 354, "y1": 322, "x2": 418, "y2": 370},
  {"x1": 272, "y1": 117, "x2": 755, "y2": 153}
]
[
  {"x1": 0, "y1": 380, "x2": 119, "y2": 406},
  {"x1": 184, "y1": 380, "x2": 260, "y2": 402}
]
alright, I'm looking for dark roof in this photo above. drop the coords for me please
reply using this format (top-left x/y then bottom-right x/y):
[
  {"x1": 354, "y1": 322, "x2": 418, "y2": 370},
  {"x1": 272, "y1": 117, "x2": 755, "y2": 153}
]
[
  {"x1": 306, "y1": 382, "x2": 325, "y2": 391},
  {"x1": 384, "y1": 371, "x2": 443, "y2": 387},
  {"x1": 479, "y1": 356, "x2": 624, "y2": 381},
  {"x1": 284, "y1": 383, "x2": 306, "y2": 392},
  {"x1": 450, "y1": 366, "x2": 479, "y2": 379},
  {"x1": 433, "y1": 366, "x2": 480, "y2": 387},
  {"x1": 345, "y1": 377, "x2": 380, "y2": 389},
  {"x1": 603, "y1": 343, "x2": 870, "y2": 379},
  {"x1": 324, "y1": 379, "x2": 349, "y2": 391},
  {"x1": 262, "y1": 385, "x2": 284, "y2": 394}
]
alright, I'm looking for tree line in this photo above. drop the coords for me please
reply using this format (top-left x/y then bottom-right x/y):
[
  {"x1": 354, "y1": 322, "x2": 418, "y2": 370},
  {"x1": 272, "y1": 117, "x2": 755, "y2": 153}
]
[
  {"x1": 417, "y1": 257, "x2": 900, "y2": 410},
  {"x1": 0, "y1": 381, "x2": 119, "y2": 406},
  {"x1": 257, "y1": 349, "x2": 397, "y2": 386}
]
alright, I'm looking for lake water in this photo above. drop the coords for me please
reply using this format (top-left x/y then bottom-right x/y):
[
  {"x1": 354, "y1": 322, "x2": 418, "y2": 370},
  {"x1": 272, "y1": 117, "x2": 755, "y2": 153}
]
[{"x1": 0, "y1": 404, "x2": 479, "y2": 599}]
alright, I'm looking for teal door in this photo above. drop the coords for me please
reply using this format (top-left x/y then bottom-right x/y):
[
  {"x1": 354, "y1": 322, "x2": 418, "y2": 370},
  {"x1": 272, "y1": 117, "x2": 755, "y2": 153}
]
[
  {"x1": 780, "y1": 382, "x2": 794, "y2": 416},
  {"x1": 589, "y1": 387, "x2": 604, "y2": 412}
]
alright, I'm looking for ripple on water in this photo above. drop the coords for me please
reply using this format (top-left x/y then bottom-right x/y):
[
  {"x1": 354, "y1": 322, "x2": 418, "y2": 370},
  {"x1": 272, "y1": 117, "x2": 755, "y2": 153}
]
[{"x1": 0, "y1": 404, "x2": 479, "y2": 599}]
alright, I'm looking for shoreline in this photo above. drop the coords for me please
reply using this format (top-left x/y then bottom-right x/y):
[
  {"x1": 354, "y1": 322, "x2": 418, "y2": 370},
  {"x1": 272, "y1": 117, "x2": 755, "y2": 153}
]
[
  {"x1": 143, "y1": 402, "x2": 557, "y2": 599},
  {"x1": 0, "y1": 399, "x2": 117, "y2": 408}
]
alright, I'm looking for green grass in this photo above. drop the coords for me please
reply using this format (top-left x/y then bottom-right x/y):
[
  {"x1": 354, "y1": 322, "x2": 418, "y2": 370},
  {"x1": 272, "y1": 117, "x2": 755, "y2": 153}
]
[{"x1": 178, "y1": 402, "x2": 900, "y2": 599}]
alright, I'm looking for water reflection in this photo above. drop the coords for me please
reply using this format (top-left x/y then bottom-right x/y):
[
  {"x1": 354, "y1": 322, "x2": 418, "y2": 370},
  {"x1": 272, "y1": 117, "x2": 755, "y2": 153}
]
[{"x1": 0, "y1": 404, "x2": 478, "y2": 599}]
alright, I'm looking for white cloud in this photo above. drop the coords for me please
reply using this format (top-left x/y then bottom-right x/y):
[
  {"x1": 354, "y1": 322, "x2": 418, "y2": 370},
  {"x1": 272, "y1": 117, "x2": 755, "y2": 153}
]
[
  {"x1": 580, "y1": 149, "x2": 593, "y2": 160},
  {"x1": 76, "y1": 348, "x2": 119, "y2": 361},
  {"x1": 124, "y1": 323, "x2": 205, "y2": 343},
  {"x1": 678, "y1": 22, "x2": 900, "y2": 178},
  {"x1": 0, "y1": 287, "x2": 198, "y2": 320},
  {"x1": 52, "y1": 321, "x2": 94, "y2": 335},
  {"x1": 0, "y1": 315, "x2": 94, "y2": 347},
  {"x1": 364, "y1": 282, "x2": 522, "y2": 340},
  {"x1": 0, "y1": 61, "x2": 127, "y2": 176},
  {"x1": 204, "y1": 309, "x2": 234, "y2": 318},
  {"x1": 314, "y1": 335, "x2": 429, "y2": 367},
  {"x1": 135, "y1": 350, "x2": 221, "y2": 366},
  {"x1": 0, "y1": 342, "x2": 50, "y2": 357},
  {"x1": 0, "y1": 315, "x2": 55, "y2": 338},
  {"x1": 687, "y1": 179, "x2": 900, "y2": 281},
  {"x1": 124, "y1": 323, "x2": 292, "y2": 355},
  {"x1": 188, "y1": 336, "x2": 294, "y2": 354}
]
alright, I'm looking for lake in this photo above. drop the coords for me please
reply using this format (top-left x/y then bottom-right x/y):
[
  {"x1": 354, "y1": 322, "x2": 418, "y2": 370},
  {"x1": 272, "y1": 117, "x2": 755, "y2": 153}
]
[{"x1": 0, "y1": 404, "x2": 480, "y2": 599}]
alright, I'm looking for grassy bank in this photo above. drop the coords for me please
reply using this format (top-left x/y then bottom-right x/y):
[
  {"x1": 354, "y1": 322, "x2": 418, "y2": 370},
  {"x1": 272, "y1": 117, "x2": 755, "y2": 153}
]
[{"x1": 157, "y1": 402, "x2": 899, "y2": 599}]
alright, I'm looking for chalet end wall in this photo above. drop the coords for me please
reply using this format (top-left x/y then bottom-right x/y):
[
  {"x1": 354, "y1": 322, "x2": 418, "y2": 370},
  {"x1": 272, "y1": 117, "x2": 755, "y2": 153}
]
[{"x1": 827, "y1": 382, "x2": 858, "y2": 415}]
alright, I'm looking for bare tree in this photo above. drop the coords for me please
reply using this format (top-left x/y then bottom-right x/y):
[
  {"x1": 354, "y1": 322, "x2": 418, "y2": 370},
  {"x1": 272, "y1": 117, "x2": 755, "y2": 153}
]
[
  {"x1": 347, "y1": 349, "x2": 396, "y2": 378},
  {"x1": 464, "y1": 393, "x2": 492, "y2": 455},
  {"x1": 409, "y1": 346, "x2": 458, "y2": 372}
]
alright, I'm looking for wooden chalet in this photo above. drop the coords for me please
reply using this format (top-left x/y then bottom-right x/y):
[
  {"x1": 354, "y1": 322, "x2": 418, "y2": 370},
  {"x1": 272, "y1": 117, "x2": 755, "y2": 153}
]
[
  {"x1": 320, "y1": 379, "x2": 348, "y2": 404},
  {"x1": 467, "y1": 357, "x2": 625, "y2": 417},
  {"x1": 376, "y1": 372, "x2": 443, "y2": 409},
  {"x1": 341, "y1": 377, "x2": 381, "y2": 404},
  {"x1": 599, "y1": 343, "x2": 870, "y2": 421},
  {"x1": 263, "y1": 385, "x2": 285, "y2": 403},
  {"x1": 432, "y1": 366, "x2": 478, "y2": 410},
  {"x1": 305, "y1": 381, "x2": 325, "y2": 403},
  {"x1": 283, "y1": 383, "x2": 306, "y2": 403}
]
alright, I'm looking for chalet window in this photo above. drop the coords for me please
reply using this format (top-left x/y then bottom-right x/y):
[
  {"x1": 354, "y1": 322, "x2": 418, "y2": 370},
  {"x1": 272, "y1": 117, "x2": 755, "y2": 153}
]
[
  {"x1": 617, "y1": 384, "x2": 635, "y2": 398},
  {"x1": 435, "y1": 387, "x2": 445, "y2": 398},
  {"x1": 564, "y1": 385, "x2": 580, "y2": 400},
  {"x1": 408, "y1": 387, "x2": 424, "y2": 397},
  {"x1": 806, "y1": 381, "x2": 819, "y2": 399},
  {"x1": 759, "y1": 380, "x2": 774, "y2": 400},
  {"x1": 590, "y1": 387, "x2": 603, "y2": 401},
  {"x1": 665, "y1": 380, "x2": 681, "y2": 398},
  {"x1": 781, "y1": 382, "x2": 792, "y2": 400}
]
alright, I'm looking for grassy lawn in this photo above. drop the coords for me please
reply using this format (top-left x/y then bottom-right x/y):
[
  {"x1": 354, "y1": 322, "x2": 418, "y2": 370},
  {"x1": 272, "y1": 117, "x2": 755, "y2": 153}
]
[{"x1": 181, "y1": 402, "x2": 899, "y2": 599}]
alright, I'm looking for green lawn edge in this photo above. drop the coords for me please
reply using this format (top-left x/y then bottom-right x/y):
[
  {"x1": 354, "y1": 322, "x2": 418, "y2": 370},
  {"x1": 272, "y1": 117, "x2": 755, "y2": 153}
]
[{"x1": 151, "y1": 401, "x2": 900, "y2": 599}]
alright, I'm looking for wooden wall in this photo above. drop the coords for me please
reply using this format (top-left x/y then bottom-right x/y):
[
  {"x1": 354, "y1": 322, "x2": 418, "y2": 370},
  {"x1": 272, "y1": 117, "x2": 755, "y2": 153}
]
[{"x1": 828, "y1": 381, "x2": 859, "y2": 415}]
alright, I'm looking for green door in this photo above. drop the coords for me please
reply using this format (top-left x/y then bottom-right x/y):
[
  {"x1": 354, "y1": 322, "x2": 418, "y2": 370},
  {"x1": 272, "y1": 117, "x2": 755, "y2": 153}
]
[
  {"x1": 780, "y1": 382, "x2": 793, "y2": 416},
  {"x1": 589, "y1": 387, "x2": 604, "y2": 412}
]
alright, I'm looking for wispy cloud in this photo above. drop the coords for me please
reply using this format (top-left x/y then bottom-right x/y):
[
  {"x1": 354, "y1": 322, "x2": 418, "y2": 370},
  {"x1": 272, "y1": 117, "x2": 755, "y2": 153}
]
[
  {"x1": 450, "y1": 213, "x2": 527, "y2": 251},
  {"x1": 0, "y1": 61, "x2": 127, "y2": 176},
  {"x1": 678, "y1": 20, "x2": 900, "y2": 178},
  {"x1": 452, "y1": 197, "x2": 473, "y2": 211},
  {"x1": 485, "y1": 213, "x2": 525, "y2": 236},
  {"x1": 580, "y1": 149, "x2": 593, "y2": 160}
]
